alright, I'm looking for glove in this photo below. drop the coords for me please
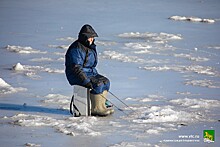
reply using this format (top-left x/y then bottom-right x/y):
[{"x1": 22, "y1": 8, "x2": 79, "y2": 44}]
[
  {"x1": 90, "y1": 77, "x2": 103, "y2": 87},
  {"x1": 85, "y1": 82, "x2": 93, "y2": 89}
]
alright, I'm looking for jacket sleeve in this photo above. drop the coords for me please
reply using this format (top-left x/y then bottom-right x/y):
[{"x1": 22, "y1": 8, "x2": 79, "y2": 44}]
[{"x1": 68, "y1": 48, "x2": 90, "y2": 85}]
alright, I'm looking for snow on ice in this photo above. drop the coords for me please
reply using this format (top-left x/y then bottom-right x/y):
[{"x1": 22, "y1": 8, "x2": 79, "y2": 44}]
[
  {"x1": 208, "y1": 45, "x2": 220, "y2": 50},
  {"x1": 96, "y1": 40, "x2": 117, "y2": 46},
  {"x1": 125, "y1": 94, "x2": 164, "y2": 103},
  {"x1": 24, "y1": 143, "x2": 41, "y2": 147},
  {"x1": 56, "y1": 37, "x2": 76, "y2": 42},
  {"x1": 8, "y1": 113, "x2": 101, "y2": 137},
  {"x1": 125, "y1": 42, "x2": 152, "y2": 50},
  {"x1": 44, "y1": 68, "x2": 64, "y2": 74},
  {"x1": 42, "y1": 94, "x2": 70, "y2": 110},
  {"x1": 102, "y1": 50, "x2": 145, "y2": 63},
  {"x1": 101, "y1": 50, "x2": 169, "y2": 64},
  {"x1": 122, "y1": 95, "x2": 220, "y2": 136},
  {"x1": 173, "y1": 53, "x2": 209, "y2": 62},
  {"x1": 11, "y1": 63, "x2": 64, "y2": 79},
  {"x1": 184, "y1": 79, "x2": 220, "y2": 88},
  {"x1": 170, "y1": 98, "x2": 220, "y2": 109},
  {"x1": 169, "y1": 16, "x2": 215, "y2": 23},
  {"x1": 0, "y1": 78, "x2": 27, "y2": 94},
  {"x1": 12, "y1": 63, "x2": 25, "y2": 71},
  {"x1": 30, "y1": 57, "x2": 53, "y2": 62},
  {"x1": 5, "y1": 45, "x2": 47, "y2": 54},
  {"x1": 48, "y1": 44, "x2": 69, "y2": 50},
  {"x1": 118, "y1": 32, "x2": 182, "y2": 41},
  {"x1": 131, "y1": 105, "x2": 199, "y2": 124},
  {"x1": 140, "y1": 65, "x2": 218, "y2": 77}
]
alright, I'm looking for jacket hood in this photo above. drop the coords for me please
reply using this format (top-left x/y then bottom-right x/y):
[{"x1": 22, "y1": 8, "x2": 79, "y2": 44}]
[
  {"x1": 78, "y1": 24, "x2": 98, "y2": 47},
  {"x1": 79, "y1": 24, "x2": 98, "y2": 38}
]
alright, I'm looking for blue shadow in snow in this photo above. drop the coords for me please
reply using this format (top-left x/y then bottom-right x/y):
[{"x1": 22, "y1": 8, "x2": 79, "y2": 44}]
[{"x1": 0, "y1": 103, "x2": 70, "y2": 116}]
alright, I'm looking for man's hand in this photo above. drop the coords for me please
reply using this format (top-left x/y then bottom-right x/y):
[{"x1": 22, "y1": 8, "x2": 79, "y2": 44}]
[{"x1": 85, "y1": 82, "x2": 93, "y2": 89}]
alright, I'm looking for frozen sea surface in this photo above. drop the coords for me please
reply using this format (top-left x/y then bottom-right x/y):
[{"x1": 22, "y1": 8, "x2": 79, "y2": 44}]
[{"x1": 0, "y1": 0, "x2": 220, "y2": 147}]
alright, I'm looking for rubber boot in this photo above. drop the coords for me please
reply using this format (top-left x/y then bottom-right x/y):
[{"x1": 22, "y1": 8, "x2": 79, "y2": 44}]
[
  {"x1": 90, "y1": 92, "x2": 111, "y2": 116},
  {"x1": 102, "y1": 91, "x2": 114, "y2": 114}
]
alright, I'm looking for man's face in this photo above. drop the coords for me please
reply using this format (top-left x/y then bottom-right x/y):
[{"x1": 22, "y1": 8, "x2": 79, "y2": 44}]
[{"x1": 88, "y1": 37, "x2": 94, "y2": 45}]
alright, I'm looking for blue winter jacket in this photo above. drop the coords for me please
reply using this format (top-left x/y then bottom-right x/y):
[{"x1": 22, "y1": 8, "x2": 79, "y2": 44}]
[
  {"x1": 65, "y1": 41, "x2": 98, "y2": 86},
  {"x1": 65, "y1": 24, "x2": 99, "y2": 86},
  {"x1": 65, "y1": 24, "x2": 110, "y2": 94}
]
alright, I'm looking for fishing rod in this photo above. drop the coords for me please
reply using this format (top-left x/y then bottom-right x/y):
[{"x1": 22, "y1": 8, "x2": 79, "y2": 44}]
[
  {"x1": 97, "y1": 89, "x2": 138, "y2": 115},
  {"x1": 91, "y1": 89, "x2": 129, "y2": 116},
  {"x1": 98, "y1": 92, "x2": 129, "y2": 116},
  {"x1": 108, "y1": 91, "x2": 137, "y2": 114}
]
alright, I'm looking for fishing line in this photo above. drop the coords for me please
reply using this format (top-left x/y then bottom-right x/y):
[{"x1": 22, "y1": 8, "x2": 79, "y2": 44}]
[
  {"x1": 98, "y1": 93, "x2": 129, "y2": 116},
  {"x1": 91, "y1": 89, "x2": 129, "y2": 116},
  {"x1": 92, "y1": 89, "x2": 139, "y2": 116},
  {"x1": 109, "y1": 91, "x2": 138, "y2": 114}
]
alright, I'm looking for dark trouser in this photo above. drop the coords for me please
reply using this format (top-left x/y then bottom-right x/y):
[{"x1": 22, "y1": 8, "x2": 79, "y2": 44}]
[{"x1": 89, "y1": 74, "x2": 110, "y2": 94}]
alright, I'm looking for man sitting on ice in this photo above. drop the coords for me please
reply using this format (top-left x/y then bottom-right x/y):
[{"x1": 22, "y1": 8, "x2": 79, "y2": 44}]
[{"x1": 65, "y1": 24, "x2": 114, "y2": 116}]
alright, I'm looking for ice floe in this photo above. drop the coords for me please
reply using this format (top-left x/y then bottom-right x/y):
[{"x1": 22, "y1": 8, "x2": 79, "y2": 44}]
[
  {"x1": 125, "y1": 95, "x2": 164, "y2": 103},
  {"x1": 140, "y1": 65, "x2": 219, "y2": 77},
  {"x1": 183, "y1": 65, "x2": 217, "y2": 76},
  {"x1": 176, "y1": 91, "x2": 192, "y2": 95},
  {"x1": 132, "y1": 106, "x2": 199, "y2": 123},
  {"x1": 124, "y1": 42, "x2": 153, "y2": 54},
  {"x1": 9, "y1": 113, "x2": 101, "y2": 136},
  {"x1": 170, "y1": 98, "x2": 220, "y2": 109},
  {"x1": 174, "y1": 53, "x2": 209, "y2": 62},
  {"x1": 124, "y1": 42, "x2": 176, "y2": 55},
  {"x1": 122, "y1": 104, "x2": 203, "y2": 135},
  {"x1": 125, "y1": 42, "x2": 152, "y2": 50},
  {"x1": 12, "y1": 63, "x2": 64, "y2": 73},
  {"x1": 42, "y1": 94, "x2": 70, "y2": 110},
  {"x1": 140, "y1": 65, "x2": 179, "y2": 72},
  {"x1": 102, "y1": 51, "x2": 145, "y2": 63},
  {"x1": 169, "y1": 16, "x2": 215, "y2": 23},
  {"x1": 96, "y1": 40, "x2": 117, "y2": 46},
  {"x1": 12, "y1": 63, "x2": 43, "y2": 71},
  {"x1": 24, "y1": 143, "x2": 41, "y2": 147},
  {"x1": 5, "y1": 45, "x2": 47, "y2": 54},
  {"x1": 12, "y1": 62, "x2": 25, "y2": 71},
  {"x1": 101, "y1": 50, "x2": 168, "y2": 64},
  {"x1": 12, "y1": 63, "x2": 43, "y2": 74},
  {"x1": 48, "y1": 45, "x2": 69, "y2": 50},
  {"x1": 184, "y1": 79, "x2": 220, "y2": 88},
  {"x1": 57, "y1": 57, "x2": 65, "y2": 61},
  {"x1": 56, "y1": 37, "x2": 75, "y2": 42},
  {"x1": 11, "y1": 63, "x2": 64, "y2": 79},
  {"x1": 0, "y1": 78, "x2": 27, "y2": 94},
  {"x1": 53, "y1": 52, "x2": 65, "y2": 56},
  {"x1": 121, "y1": 95, "x2": 220, "y2": 136},
  {"x1": 44, "y1": 68, "x2": 64, "y2": 74},
  {"x1": 118, "y1": 32, "x2": 182, "y2": 42},
  {"x1": 30, "y1": 57, "x2": 53, "y2": 62},
  {"x1": 208, "y1": 45, "x2": 220, "y2": 50}
]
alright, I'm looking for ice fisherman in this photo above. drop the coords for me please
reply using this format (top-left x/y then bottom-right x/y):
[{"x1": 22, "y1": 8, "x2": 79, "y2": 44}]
[{"x1": 65, "y1": 24, "x2": 114, "y2": 116}]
